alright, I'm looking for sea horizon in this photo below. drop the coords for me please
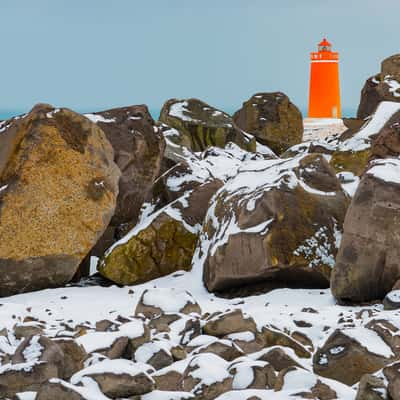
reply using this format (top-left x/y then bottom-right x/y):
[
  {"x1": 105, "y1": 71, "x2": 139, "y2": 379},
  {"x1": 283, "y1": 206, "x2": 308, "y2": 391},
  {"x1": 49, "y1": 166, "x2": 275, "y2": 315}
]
[{"x1": 0, "y1": 106, "x2": 358, "y2": 122}]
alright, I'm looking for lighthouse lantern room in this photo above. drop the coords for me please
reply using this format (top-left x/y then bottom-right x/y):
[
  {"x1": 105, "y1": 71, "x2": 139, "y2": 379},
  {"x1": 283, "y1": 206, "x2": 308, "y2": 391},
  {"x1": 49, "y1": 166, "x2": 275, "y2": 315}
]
[{"x1": 308, "y1": 38, "x2": 341, "y2": 119}]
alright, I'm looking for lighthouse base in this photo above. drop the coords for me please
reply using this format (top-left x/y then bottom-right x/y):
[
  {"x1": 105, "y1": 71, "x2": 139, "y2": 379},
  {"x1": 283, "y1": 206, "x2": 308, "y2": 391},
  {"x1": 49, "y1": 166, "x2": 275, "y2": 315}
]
[{"x1": 303, "y1": 118, "x2": 346, "y2": 142}]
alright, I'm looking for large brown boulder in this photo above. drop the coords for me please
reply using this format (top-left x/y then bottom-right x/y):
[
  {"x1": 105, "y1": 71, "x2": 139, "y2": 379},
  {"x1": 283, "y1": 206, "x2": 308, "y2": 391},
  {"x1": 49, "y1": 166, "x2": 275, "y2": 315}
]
[
  {"x1": 357, "y1": 54, "x2": 400, "y2": 120},
  {"x1": 0, "y1": 104, "x2": 120, "y2": 296},
  {"x1": 233, "y1": 92, "x2": 303, "y2": 155},
  {"x1": 85, "y1": 105, "x2": 165, "y2": 227},
  {"x1": 159, "y1": 98, "x2": 256, "y2": 153},
  {"x1": 200, "y1": 153, "x2": 349, "y2": 294},
  {"x1": 331, "y1": 157, "x2": 400, "y2": 303}
]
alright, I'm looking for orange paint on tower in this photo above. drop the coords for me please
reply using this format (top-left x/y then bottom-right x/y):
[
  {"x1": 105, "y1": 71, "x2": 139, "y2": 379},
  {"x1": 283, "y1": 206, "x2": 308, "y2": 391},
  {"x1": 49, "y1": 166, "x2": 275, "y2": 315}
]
[{"x1": 308, "y1": 38, "x2": 341, "y2": 118}]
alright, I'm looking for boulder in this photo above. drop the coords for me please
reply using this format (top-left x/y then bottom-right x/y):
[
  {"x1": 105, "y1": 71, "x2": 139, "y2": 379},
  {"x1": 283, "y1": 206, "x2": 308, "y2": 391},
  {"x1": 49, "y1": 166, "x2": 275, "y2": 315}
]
[
  {"x1": 229, "y1": 360, "x2": 276, "y2": 390},
  {"x1": 189, "y1": 337, "x2": 244, "y2": 362},
  {"x1": 159, "y1": 98, "x2": 256, "y2": 153},
  {"x1": 355, "y1": 374, "x2": 386, "y2": 400},
  {"x1": 0, "y1": 335, "x2": 65, "y2": 396},
  {"x1": 70, "y1": 359, "x2": 155, "y2": 398},
  {"x1": 357, "y1": 54, "x2": 400, "y2": 120},
  {"x1": 274, "y1": 366, "x2": 356, "y2": 399},
  {"x1": 199, "y1": 153, "x2": 349, "y2": 293},
  {"x1": 233, "y1": 92, "x2": 303, "y2": 154},
  {"x1": 203, "y1": 310, "x2": 256, "y2": 337},
  {"x1": 98, "y1": 200, "x2": 198, "y2": 285},
  {"x1": 135, "y1": 340, "x2": 175, "y2": 370},
  {"x1": 0, "y1": 104, "x2": 120, "y2": 296},
  {"x1": 135, "y1": 288, "x2": 201, "y2": 319},
  {"x1": 331, "y1": 158, "x2": 400, "y2": 302},
  {"x1": 85, "y1": 105, "x2": 165, "y2": 228},
  {"x1": 182, "y1": 353, "x2": 232, "y2": 399},
  {"x1": 36, "y1": 380, "x2": 87, "y2": 400},
  {"x1": 313, "y1": 328, "x2": 394, "y2": 385}
]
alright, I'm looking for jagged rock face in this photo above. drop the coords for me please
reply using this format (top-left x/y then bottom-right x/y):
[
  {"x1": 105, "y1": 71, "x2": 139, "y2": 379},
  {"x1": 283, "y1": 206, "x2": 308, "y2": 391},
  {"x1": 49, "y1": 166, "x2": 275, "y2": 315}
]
[
  {"x1": 357, "y1": 54, "x2": 400, "y2": 120},
  {"x1": 200, "y1": 153, "x2": 349, "y2": 293},
  {"x1": 159, "y1": 98, "x2": 256, "y2": 153},
  {"x1": 85, "y1": 105, "x2": 165, "y2": 228},
  {"x1": 331, "y1": 158, "x2": 400, "y2": 303},
  {"x1": 233, "y1": 92, "x2": 303, "y2": 155},
  {"x1": 0, "y1": 104, "x2": 120, "y2": 296}
]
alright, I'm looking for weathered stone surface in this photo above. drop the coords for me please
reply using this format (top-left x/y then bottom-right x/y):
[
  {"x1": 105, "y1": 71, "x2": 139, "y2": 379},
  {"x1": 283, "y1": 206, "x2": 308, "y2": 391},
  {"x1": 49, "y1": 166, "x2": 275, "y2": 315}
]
[
  {"x1": 0, "y1": 335, "x2": 65, "y2": 396},
  {"x1": 53, "y1": 338, "x2": 87, "y2": 379},
  {"x1": 0, "y1": 104, "x2": 120, "y2": 296},
  {"x1": 182, "y1": 353, "x2": 232, "y2": 399},
  {"x1": 229, "y1": 360, "x2": 276, "y2": 390},
  {"x1": 71, "y1": 359, "x2": 155, "y2": 398},
  {"x1": 331, "y1": 159, "x2": 400, "y2": 303},
  {"x1": 233, "y1": 92, "x2": 303, "y2": 154},
  {"x1": 159, "y1": 98, "x2": 256, "y2": 153},
  {"x1": 255, "y1": 347, "x2": 303, "y2": 372},
  {"x1": 99, "y1": 206, "x2": 198, "y2": 285},
  {"x1": 313, "y1": 329, "x2": 393, "y2": 385},
  {"x1": 355, "y1": 374, "x2": 386, "y2": 400},
  {"x1": 203, "y1": 310, "x2": 256, "y2": 337},
  {"x1": 36, "y1": 380, "x2": 86, "y2": 400},
  {"x1": 275, "y1": 366, "x2": 350, "y2": 399},
  {"x1": 200, "y1": 153, "x2": 349, "y2": 293},
  {"x1": 85, "y1": 105, "x2": 165, "y2": 227}
]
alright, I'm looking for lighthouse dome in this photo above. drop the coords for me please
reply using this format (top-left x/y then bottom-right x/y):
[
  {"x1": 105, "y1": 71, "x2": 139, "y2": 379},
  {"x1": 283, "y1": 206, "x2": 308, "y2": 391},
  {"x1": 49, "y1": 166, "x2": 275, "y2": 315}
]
[{"x1": 318, "y1": 38, "x2": 332, "y2": 52}]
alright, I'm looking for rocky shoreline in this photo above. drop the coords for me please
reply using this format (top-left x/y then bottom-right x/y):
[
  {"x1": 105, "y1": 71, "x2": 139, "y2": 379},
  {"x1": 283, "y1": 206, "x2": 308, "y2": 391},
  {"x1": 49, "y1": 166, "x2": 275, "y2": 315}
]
[{"x1": 0, "y1": 54, "x2": 400, "y2": 399}]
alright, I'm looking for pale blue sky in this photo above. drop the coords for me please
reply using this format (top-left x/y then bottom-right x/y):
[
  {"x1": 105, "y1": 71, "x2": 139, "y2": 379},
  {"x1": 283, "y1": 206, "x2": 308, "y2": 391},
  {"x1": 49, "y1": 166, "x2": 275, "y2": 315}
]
[{"x1": 1, "y1": 0, "x2": 399, "y2": 117}]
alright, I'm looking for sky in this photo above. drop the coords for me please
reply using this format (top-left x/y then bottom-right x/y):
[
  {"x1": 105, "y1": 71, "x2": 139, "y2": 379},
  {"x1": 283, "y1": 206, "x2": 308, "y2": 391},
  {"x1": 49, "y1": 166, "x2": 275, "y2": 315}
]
[{"x1": 1, "y1": 0, "x2": 399, "y2": 117}]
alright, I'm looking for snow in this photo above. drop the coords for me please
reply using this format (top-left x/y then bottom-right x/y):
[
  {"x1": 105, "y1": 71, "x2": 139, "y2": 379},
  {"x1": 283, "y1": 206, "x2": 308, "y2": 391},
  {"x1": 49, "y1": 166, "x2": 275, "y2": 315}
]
[
  {"x1": 229, "y1": 360, "x2": 267, "y2": 389},
  {"x1": 384, "y1": 75, "x2": 400, "y2": 97},
  {"x1": 14, "y1": 393, "x2": 37, "y2": 400},
  {"x1": 22, "y1": 335, "x2": 43, "y2": 362},
  {"x1": 84, "y1": 113, "x2": 116, "y2": 123},
  {"x1": 343, "y1": 327, "x2": 394, "y2": 358},
  {"x1": 337, "y1": 172, "x2": 360, "y2": 197},
  {"x1": 142, "y1": 288, "x2": 197, "y2": 314},
  {"x1": 367, "y1": 158, "x2": 400, "y2": 184},
  {"x1": 76, "y1": 320, "x2": 144, "y2": 353},
  {"x1": 71, "y1": 359, "x2": 153, "y2": 384},
  {"x1": 135, "y1": 340, "x2": 172, "y2": 364},
  {"x1": 169, "y1": 101, "x2": 195, "y2": 122},
  {"x1": 386, "y1": 289, "x2": 400, "y2": 303},
  {"x1": 141, "y1": 391, "x2": 194, "y2": 400},
  {"x1": 339, "y1": 102, "x2": 400, "y2": 152},
  {"x1": 0, "y1": 184, "x2": 8, "y2": 193},
  {"x1": 227, "y1": 331, "x2": 255, "y2": 342},
  {"x1": 188, "y1": 353, "x2": 231, "y2": 389}
]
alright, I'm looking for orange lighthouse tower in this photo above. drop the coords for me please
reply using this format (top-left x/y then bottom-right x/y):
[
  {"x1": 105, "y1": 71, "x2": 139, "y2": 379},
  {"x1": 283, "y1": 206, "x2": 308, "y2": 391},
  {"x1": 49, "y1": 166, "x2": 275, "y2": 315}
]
[{"x1": 308, "y1": 38, "x2": 341, "y2": 118}]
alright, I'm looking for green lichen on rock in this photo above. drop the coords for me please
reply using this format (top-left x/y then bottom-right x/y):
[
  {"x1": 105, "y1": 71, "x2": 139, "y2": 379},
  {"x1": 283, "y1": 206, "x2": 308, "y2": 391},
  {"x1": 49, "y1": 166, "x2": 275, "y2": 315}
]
[
  {"x1": 99, "y1": 212, "x2": 198, "y2": 285},
  {"x1": 329, "y1": 149, "x2": 370, "y2": 176},
  {"x1": 159, "y1": 98, "x2": 256, "y2": 153}
]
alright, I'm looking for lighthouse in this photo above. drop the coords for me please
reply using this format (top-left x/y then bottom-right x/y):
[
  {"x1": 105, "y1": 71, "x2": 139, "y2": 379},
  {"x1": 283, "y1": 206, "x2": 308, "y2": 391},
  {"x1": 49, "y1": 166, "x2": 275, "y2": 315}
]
[{"x1": 308, "y1": 38, "x2": 341, "y2": 119}]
